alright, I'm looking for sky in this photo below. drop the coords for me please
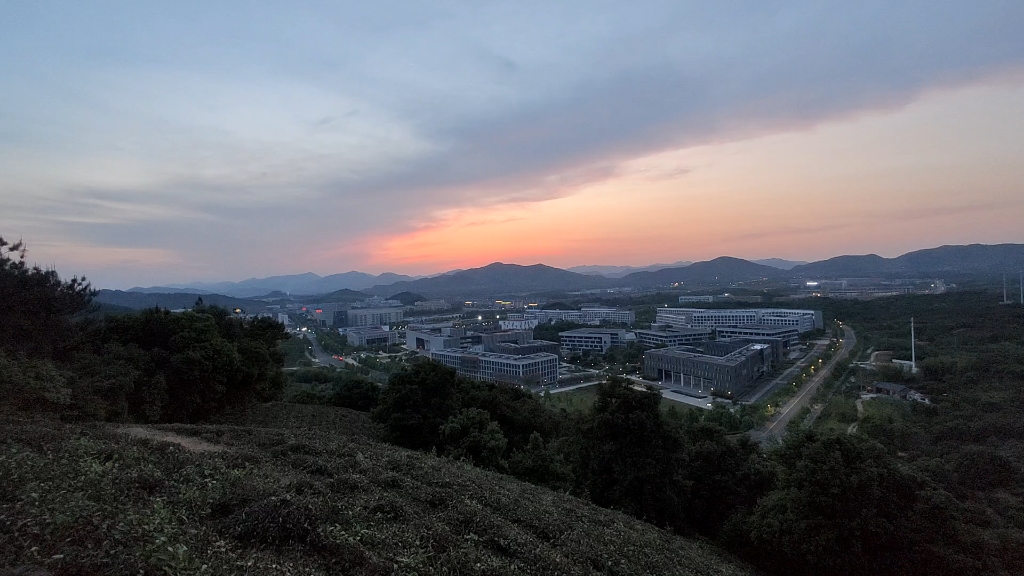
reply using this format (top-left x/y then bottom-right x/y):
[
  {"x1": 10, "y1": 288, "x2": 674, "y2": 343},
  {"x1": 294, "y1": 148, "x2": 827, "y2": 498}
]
[{"x1": 2, "y1": 1, "x2": 1023, "y2": 289}]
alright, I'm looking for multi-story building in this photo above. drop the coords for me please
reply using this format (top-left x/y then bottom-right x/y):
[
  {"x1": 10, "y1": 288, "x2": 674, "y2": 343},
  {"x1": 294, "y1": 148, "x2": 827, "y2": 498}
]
[
  {"x1": 559, "y1": 328, "x2": 629, "y2": 354},
  {"x1": 345, "y1": 307, "x2": 404, "y2": 328},
  {"x1": 643, "y1": 341, "x2": 773, "y2": 395},
  {"x1": 525, "y1": 309, "x2": 584, "y2": 324},
  {"x1": 655, "y1": 308, "x2": 822, "y2": 333},
  {"x1": 499, "y1": 318, "x2": 540, "y2": 331},
  {"x1": 491, "y1": 340, "x2": 560, "y2": 356},
  {"x1": 479, "y1": 330, "x2": 532, "y2": 351},
  {"x1": 429, "y1": 350, "x2": 559, "y2": 387},
  {"x1": 405, "y1": 326, "x2": 466, "y2": 352},
  {"x1": 634, "y1": 326, "x2": 713, "y2": 348},
  {"x1": 344, "y1": 327, "x2": 400, "y2": 347},
  {"x1": 277, "y1": 313, "x2": 292, "y2": 326},
  {"x1": 714, "y1": 324, "x2": 799, "y2": 348},
  {"x1": 580, "y1": 306, "x2": 636, "y2": 325},
  {"x1": 677, "y1": 295, "x2": 716, "y2": 303},
  {"x1": 412, "y1": 299, "x2": 450, "y2": 311}
]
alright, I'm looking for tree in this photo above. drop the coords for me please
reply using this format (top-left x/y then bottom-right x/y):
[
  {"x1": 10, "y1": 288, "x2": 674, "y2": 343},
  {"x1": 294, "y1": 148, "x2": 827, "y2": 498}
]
[
  {"x1": 439, "y1": 408, "x2": 508, "y2": 469},
  {"x1": 573, "y1": 378, "x2": 684, "y2": 527},
  {"x1": 372, "y1": 362, "x2": 461, "y2": 450},
  {"x1": 0, "y1": 236, "x2": 95, "y2": 360}
]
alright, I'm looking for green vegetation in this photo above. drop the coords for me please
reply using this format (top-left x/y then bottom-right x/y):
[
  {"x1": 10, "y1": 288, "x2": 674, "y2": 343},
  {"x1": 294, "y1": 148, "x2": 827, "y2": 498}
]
[
  {"x1": 0, "y1": 237, "x2": 288, "y2": 423},
  {"x1": 0, "y1": 404, "x2": 752, "y2": 576}
]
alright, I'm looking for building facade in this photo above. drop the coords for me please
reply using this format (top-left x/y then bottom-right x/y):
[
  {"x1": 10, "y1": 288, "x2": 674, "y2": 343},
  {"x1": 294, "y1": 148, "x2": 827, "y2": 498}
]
[
  {"x1": 655, "y1": 308, "x2": 822, "y2": 333},
  {"x1": 491, "y1": 340, "x2": 560, "y2": 356},
  {"x1": 559, "y1": 328, "x2": 629, "y2": 354},
  {"x1": 643, "y1": 341, "x2": 773, "y2": 396},
  {"x1": 345, "y1": 307, "x2": 405, "y2": 327},
  {"x1": 634, "y1": 326, "x2": 713, "y2": 348},
  {"x1": 429, "y1": 350, "x2": 559, "y2": 386},
  {"x1": 580, "y1": 307, "x2": 636, "y2": 326},
  {"x1": 344, "y1": 327, "x2": 400, "y2": 347},
  {"x1": 714, "y1": 324, "x2": 799, "y2": 347}
]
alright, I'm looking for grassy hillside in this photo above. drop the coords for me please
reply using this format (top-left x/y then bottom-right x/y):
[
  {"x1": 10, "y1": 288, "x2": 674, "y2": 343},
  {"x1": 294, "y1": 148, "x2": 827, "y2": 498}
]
[{"x1": 0, "y1": 403, "x2": 752, "y2": 576}]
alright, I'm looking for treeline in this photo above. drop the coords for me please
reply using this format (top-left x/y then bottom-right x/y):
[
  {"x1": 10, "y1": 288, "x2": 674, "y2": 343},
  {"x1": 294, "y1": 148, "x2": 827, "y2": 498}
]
[
  {"x1": 0, "y1": 237, "x2": 288, "y2": 422},
  {"x1": 369, "y1": 362, "x2": 988, "y2": 575}
]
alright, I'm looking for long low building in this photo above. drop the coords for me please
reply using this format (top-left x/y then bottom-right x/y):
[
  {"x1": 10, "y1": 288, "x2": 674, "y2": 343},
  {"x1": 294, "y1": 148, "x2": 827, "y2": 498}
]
[
  {"x1": 644, "y1": 341, "x2": 773, "y2": 396},
  {"x1": 429, "y1": 349, "x2": 559, "y2": 387},
  {"x1": 715, "y1": 324, "x2": 799, "y2": 347},
  {"x1": 634, "y1": 326, "x2": 713, "y2": 348},
  {"x1": 344, "y1": 327, "x2": 400, "y2": 347},
  {"x1": 559, "y1": 328, "x2": 629, "y2": 354},
  {"x1": 491, "y1": 340, "x2": 560, "y2": 356},
  {"x1": 655, "y1": 307, "x2": 822, "y2": 333}
]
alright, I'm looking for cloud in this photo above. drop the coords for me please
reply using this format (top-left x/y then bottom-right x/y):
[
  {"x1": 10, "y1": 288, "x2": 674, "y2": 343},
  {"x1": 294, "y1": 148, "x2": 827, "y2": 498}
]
[{"x1": 1, "y1": 1, "x2": 1023, "y2": 285}]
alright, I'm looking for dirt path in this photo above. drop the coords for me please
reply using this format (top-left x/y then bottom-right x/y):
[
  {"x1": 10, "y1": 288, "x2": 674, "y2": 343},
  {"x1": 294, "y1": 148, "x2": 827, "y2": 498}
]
[
  {"x1": 119, "y1": 426, "x2": 226, "y2": 452},
  {"x1": 847, "y1": 398, "x2": 866, "y2": 435}
]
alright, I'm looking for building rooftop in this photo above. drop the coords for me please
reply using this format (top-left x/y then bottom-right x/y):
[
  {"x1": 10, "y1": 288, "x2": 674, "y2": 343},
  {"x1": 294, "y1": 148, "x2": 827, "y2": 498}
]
[
  {"x1": 646, "y1": 343, "x2": 769, "y2": 367},
  {"x1": 432, "y1": 349, "x2": 557, "y2": 362}
]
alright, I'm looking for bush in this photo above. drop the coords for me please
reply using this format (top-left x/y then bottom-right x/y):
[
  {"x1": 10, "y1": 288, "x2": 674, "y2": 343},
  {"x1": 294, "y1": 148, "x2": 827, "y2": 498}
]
[{"x1": 330, "y1": 378, "x2": 381, "y2": 412}]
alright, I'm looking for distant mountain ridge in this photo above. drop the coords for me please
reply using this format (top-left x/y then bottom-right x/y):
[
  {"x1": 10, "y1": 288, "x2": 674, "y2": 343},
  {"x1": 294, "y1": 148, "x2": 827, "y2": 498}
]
[
  {"x1": 119, "y1": 243, "x2": 1024, "y2": 299},
  {"x1": 365, "y1": 262, "x2": 614, "y2": 298},
  {"x1": 133, "y1": 271, "x2": 416, "y2": 297},
  {"x1": 617, "y1": 257, "x2": 788, "y2": 287},
  {"x1": 791, "y1": 244, "x2": 1024, "y2": 277},
  {"x1": 567, "y1": 261, "x2": 693, "y2": 277}
]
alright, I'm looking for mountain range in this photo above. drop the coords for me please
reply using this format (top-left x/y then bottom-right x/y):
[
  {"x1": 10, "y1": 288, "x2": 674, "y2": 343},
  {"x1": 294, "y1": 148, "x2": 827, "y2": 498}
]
[
  {"x1": 132, "y1": 271, "x2": 415, "y2": 298},
  {"x1": 116, "y1": 243, "x2": 1024, "y2": 303}
]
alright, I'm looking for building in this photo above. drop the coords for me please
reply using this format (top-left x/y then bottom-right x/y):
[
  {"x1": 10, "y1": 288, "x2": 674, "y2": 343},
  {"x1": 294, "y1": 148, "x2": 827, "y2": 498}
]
[
  {"x1": 344, "y1": 327, "x2": 400, "y2": 347},
  {"x1": 277, "y1": 313, "x2": 292, "y2": 326},
  {"x1": 491, "y1": 340, "x2": 560, "y2": 356},
  {"x1": 352, "y1": 296, "x2": 403, "y2": 308},
  {"x1": 656, "y1": 307, "x2": 822, "y2": 333},
  {"x1": 581, "y1": 307, "x2": 636, "y2": 326},
  {"x1": 405, "y1": 325, "x2": 466, "y2": 352},
  {"x1": 525, "y1": 309, "x2": 584, "y2": 324},
  {"x1": 345, "y1": 307, "x2": 404, "y2": 328},
  {"x1": 644, "y1": 341, "x2": 773, "y2": 396},
  {"x1": 499, "y1": 318, "x2": 540, "y2": 331},
  {"x1": 634, "y1": 326, "x2": 713, "y2": 348},
  {"x1": 559, "y1": 328, "x2": 629, "y2": 354},
  {"x1": 479, "y1": 330, "x2": 532, "y2": 351},
  {"x1": 714, "y1": 324, "x2": 799, "y2": 348},
  {"x1": 412, "y1": 299, "x2": 450, "y2": 311},
  {"x1": 678, "y1": 295, "x2": 715, "y2": 303},
  {"x1": 429, "y1": 350, "x2": 559, "y2": 386}
]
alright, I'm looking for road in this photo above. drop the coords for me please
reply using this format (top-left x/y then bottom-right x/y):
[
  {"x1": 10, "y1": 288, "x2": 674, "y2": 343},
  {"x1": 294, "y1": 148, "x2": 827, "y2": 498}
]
[
  {"x1": 753, "y1": 326, "x2": 856, "y2": 444},
  {"x1": 741, "y1": 341, "x2": 826, "y2": 403}
]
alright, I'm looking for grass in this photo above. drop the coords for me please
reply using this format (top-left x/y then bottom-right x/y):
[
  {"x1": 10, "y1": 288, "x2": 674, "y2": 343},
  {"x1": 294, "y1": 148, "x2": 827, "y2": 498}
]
[{"x1": 0, "y1": 404, "x2": 751, "y2": 576}]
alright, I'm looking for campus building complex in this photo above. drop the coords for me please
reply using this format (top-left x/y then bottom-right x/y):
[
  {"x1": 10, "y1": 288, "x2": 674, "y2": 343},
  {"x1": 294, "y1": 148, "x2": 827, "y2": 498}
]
[
  {"x1": 558, "y1": 328, "x2": 630, "y2": 354},
  {"x1": 643, "y1": 341, "x2": 773, "y2": 396},
  {"x1": 429, "y1": 350, "x2": 559, "y2": 386},
  {"x1": 634, "y1": 326, "x2": 713, "y2": 348},
  {"x1": 656, "y1": 308, "x2": 822, "y2": 333},
  {"x1": 344, "y1": 327, "x2": 400, "y2": 347},
  {"x1": 714, "y1": 325, "x2": 800, "y2": 348},
  {"x1": 344, "y1": 307, "x2": 405, "y2": 328}
]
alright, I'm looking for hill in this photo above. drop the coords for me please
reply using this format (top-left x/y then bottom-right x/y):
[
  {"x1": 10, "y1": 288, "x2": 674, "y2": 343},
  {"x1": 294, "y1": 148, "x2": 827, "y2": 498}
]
[
  {"x1": 792, "y1": 244, "x2": 1024, "y2": 277},
  {"x1": 567, "y1": 261, "x2": 692, "y2": 277},
  {"x1": 141, "y1": 271, "x2": 417, "y2": 297},
  {"x1": 388, "y1": 291, "x2": 427, "y2": 305},
  {"x1": 306, "y1": 288, "x2": 371, "y2": 303},
  {"x1": 0, "y1": 403, "x2": 753, "y2": 576},
  {"x1": 752, "y1": 258, "x2": 808, "y2": 270},
  {"x1": 618, "y1": 257, "x2": 787, "y2": 287},
  {"x1": 366, "y1": 262, "x2": 614, "y2": 298},
  {"x1": 95, "y1": 289, "x2": 264, "y2": 311}
]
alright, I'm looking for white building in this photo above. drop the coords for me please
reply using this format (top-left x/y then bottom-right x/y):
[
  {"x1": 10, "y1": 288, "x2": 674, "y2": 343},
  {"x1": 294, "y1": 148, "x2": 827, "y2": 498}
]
[
  {"x1": 499, "y1": 319, "x2": 540, "y2": 331},
  {"x1": 344, "y1": 327, "x2": 400, "y2": 347},
  {"x1": 581, "y1": 307, "x2": 635, "y2": 325},
  {"x1": 525, "y1": 309, "x2": 584, "y2": 323},
  {"x1": 429, "y1": 349, "x2": 559, "y2": 386},
  {"x1": 559, "y1": 328, "x2": 630, "y2": 354},
  {"x1": 656, "y1": 308, "x2": 822, "y2": 333},
  {"x1": 277, "y1": 313, "x2": 292, "y2": 326},
  {"x1": 346, "y1": 307, "x2": 404, "y2": 327},
  {"x1": 678, "y1": 295, "x2": 715, "y2": 303}
]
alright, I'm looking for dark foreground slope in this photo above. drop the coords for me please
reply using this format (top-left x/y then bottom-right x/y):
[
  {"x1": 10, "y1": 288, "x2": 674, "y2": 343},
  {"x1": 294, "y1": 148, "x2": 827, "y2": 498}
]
[{"x1": 0, "y1": 404, "x2": 751, "y2": 576}]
